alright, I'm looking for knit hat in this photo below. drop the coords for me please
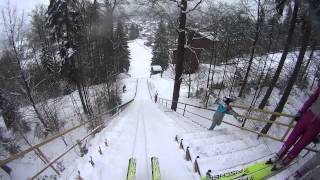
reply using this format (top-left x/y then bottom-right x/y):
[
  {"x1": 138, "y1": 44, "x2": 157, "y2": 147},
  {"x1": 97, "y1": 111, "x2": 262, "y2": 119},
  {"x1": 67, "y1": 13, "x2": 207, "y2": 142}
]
[{"x1": 223, "y1": 97, "x2": 233, "y2": 105}]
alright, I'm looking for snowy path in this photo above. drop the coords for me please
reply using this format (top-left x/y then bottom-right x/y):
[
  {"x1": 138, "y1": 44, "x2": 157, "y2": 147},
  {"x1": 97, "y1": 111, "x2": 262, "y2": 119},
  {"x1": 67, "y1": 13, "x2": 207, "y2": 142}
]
[
  {"x1": 130, "y1": 79, "x2": 194, "y2": 179},
  {"x1": 59, "y1": 39, "x2": 195, "y2": 179}
]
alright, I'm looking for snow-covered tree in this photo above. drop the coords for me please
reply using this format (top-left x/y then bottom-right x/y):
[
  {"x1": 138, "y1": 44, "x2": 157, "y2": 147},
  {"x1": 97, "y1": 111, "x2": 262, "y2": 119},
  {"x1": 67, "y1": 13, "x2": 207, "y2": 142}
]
[
  {"x1": 46, "y1": 0, "x2": 83, "y2": 78},
  {"x1": 46, "y1": 0, "x2": 91, "y2": 115},
  {"x1": 29, "y1": 5, "x2": 60, "y2": 74},
  {"x1": 151, "y1": 20, "x2": 169, "y2": 70},
  {"x1": 114, "y1": 20, "x2": 130, "y2": 72}
]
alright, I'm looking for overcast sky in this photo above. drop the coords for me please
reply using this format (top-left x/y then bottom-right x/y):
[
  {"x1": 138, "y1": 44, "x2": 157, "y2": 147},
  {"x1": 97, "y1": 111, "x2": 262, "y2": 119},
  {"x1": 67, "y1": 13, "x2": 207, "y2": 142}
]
[
  {"x1": 0, "y1": 1, "x2": 49, "y2": 47},
  {"x1": 0, "y1": 0, "x2": 49, "y2": 13}
]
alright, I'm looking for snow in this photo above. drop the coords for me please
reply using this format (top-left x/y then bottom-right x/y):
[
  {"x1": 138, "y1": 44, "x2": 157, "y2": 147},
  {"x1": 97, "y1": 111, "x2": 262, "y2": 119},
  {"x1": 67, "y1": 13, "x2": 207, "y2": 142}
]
[
  {"x1": 59, "y1": 35, "x2": 299, "y2": 179},
  {"x1": 128, "y1": 39, "x2": 152, "y2": 78},
  {"x1": 151, "y1": 65, "x2": 162, "y2": 72},
  {"x1": 0, "y1": 77, "x2": 137, "y2": 179},
  {"x1": 59, "y1": 39, "x2": 196, "y2": 180},
  {"x1": 67, "y1": 48, "x2": 74, "y2": 58},
  {"x1": 146, "y1": 48, "x2": 319, "y2": 179},
  {"x1": 2, "y1": 25, "x2": 318, "y2": 179}
]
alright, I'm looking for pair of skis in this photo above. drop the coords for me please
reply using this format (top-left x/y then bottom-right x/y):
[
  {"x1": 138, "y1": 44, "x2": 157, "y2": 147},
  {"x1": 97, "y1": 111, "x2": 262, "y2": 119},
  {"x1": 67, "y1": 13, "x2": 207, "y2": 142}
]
[
  {"x1": 201, "y1": 161, "x2": 279, "y2": 180},
  {"x1": 126, "y1": 157, "x2": 161, "y2": 180}
]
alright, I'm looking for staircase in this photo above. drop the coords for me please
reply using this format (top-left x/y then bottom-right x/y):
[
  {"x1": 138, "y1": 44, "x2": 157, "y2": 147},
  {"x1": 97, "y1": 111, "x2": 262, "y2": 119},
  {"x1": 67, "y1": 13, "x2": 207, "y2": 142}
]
[{"x1": 176, "y1": 128, "x2": 273, "y2": 178}]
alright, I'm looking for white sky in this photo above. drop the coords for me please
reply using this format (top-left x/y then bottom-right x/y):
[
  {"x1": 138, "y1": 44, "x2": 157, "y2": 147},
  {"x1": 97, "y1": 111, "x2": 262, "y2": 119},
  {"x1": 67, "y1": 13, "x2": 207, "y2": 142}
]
[
  {"x1": 0, "y1": 0, "x2": 49, "y2": 13},
  {"x1": 0, "y1": 0, "x2": 49, "y2": 48}
]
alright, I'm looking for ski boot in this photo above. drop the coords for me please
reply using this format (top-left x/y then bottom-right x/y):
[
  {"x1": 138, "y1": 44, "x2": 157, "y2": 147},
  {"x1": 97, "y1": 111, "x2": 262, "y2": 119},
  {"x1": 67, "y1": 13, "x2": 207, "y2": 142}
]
[
  {"x1": 271, "y1": 161, "x2": 285, "y2": 171},
  {"x1": 266, "y1": 154, "x2": 279, "y2": 164}
]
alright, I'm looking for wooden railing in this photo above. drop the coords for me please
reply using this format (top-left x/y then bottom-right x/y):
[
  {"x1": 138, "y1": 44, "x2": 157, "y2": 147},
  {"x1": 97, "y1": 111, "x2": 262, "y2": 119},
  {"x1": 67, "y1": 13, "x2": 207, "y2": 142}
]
[
  {"x1": 156, "y1": 97, "x2": 318, "y2": 153},
  {"x1": 0, "y1": 79, "x2": 138, "y2": 179}
]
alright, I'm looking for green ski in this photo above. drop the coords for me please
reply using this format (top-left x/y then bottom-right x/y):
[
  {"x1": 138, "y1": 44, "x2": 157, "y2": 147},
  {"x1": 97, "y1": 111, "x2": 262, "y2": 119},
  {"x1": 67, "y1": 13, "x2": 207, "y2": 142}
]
[
  {"x1": 151, "y1": 157, "x2": 161, "y2": 180},
  {"x1": 126, "y1": 158, "x2": 136, "y2": 180},
  {"x1": 219, "y1": 161, "x2": 272, "y2": 180},
  {"x1": 201, "y1": 161, "x2": 273, "y2": 180}
]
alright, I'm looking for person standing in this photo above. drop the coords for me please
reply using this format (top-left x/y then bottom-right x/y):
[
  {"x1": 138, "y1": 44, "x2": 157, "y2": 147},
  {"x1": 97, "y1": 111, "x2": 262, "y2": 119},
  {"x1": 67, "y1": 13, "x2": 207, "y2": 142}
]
[
  {"x1": 154, "y1": 92, "x2": 158, "y2": 103},
  {"x1": 267, "y1": 83, "x2": 320, "y2": 171},
  {"x1": 208, "y1": 97, "x2": 233, "y2": 130},
  {"x1": 122, "y1": 85, "x2": 126, "y2": 93}
]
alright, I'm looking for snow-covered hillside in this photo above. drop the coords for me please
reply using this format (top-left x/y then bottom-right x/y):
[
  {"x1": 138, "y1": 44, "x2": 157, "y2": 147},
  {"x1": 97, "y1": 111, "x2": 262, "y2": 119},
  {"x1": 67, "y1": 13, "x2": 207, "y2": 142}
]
[{"x1": 57, "y1": 36, "x2": 316, "y2": 180}]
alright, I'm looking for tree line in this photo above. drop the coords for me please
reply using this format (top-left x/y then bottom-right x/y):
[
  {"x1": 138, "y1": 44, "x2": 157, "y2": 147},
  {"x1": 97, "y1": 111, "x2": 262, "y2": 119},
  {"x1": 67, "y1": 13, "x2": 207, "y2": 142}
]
[
  {"x1": 145, "y1": 0, "x2": 320, "y2": 135},
  {"x1": 0, "y1": 0, "x2": 134, "y2": 155}
]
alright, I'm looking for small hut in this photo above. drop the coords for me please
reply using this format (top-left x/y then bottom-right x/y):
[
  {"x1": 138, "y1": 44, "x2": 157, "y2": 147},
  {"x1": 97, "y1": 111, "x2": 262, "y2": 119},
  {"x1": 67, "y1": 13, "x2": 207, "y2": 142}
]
[{"x1": 150, "y1": 65, "x2": 163, "y2": 77}]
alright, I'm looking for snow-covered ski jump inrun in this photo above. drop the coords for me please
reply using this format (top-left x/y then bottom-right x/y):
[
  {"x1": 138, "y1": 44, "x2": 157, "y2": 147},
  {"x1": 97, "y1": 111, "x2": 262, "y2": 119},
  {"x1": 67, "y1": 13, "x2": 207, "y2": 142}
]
[{"x1": 60, "y1": 39, "x2": 195, "y2": 180}]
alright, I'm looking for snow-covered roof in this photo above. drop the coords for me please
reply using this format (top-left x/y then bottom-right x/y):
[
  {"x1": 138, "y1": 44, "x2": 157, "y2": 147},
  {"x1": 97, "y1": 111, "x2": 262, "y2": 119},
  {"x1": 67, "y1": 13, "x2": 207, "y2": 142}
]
[
  {"x1": 151, "y1": 65, "x2": 162, "y2": 71},
  {"x1": 197, "y1": 32, "x2": 220, "y2": 41}
]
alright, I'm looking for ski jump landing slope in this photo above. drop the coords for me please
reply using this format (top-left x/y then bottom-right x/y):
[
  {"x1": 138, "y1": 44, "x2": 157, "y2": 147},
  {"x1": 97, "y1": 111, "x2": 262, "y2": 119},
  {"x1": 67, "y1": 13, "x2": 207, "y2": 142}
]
[{"x1": 60, "y1": 39, "x2": 195, "y2": 179}]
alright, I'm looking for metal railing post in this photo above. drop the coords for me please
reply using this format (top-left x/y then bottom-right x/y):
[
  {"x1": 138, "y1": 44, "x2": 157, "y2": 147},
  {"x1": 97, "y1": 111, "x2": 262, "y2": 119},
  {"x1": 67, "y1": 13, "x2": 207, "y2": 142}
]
[
  {"x1": 183, "y1": 104, "x2": 187, "y2": 116},
  {"x1": 241, "y1": 119, "x2": 246, "y2": 127},
  {"x1": 281, "y1": 118, "x2": 295, "y2": 141}
]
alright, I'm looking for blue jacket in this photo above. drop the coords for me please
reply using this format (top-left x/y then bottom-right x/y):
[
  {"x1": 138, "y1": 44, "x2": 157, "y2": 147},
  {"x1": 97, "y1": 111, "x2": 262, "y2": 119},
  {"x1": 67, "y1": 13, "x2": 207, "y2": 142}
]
[{"x1": 217, "y1": 103, "x2": 228, "y2": 113}]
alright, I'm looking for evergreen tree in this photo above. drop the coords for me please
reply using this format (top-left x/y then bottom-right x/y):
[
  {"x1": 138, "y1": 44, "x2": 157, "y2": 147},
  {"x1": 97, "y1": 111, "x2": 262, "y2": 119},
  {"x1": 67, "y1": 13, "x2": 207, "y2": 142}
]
[
  {"x1": 46, "y1": 0, "x2": 91, "y2": 115},
  {"x1": 151, "y1": 20, "x2": 169, "y2": 70},
  {"x1": 114, "y1": 20, "x2": 130, "y2": 72},
  {"x1": 0, "y1": 90, "x2": 29, "y2": 132},
  {"x1": 46, "y1": 0, "x2": 83, "y2": 78},
  {"x1": 129, "y1": 24, "x2": 139, "y2": 40},
  {"x1": 30, "y1": 6, "x2": 58, "y2": 74}
]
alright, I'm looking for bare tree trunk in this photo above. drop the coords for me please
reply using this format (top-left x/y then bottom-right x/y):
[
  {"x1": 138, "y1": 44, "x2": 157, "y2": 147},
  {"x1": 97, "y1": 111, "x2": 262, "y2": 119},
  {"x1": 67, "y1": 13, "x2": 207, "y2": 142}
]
[
  {"x1": 2, "y1": 6, "x2": 49, "y2": 129},
  {"x1": 261, "y1": 16, "x2": 312, "y2": 135},
  {"x1": 9, "y1": 30, "x2": 48, "y2": 129},
  {"x1": 229, "y1": 57, "x2": 240, "y2": 96},
  {"x1": 311, "y1": 65, "x2": 320, "y2": 90},
  {"x1": 241, "y1": 20, "x2": 277, "y2": 126},
  {"x1": 205, "y1": 39, "x2": 218, "y2": 107},
  {"x1": 171, "y1": 0, "x2": 187, "y2": 111},
  {"x1": 205, "y1": 41, "x2": 214, "y2": 101},
  {"x1": 258, "y1": 0, "x2": 299, "y2": 109},
  {"x1": 238, "y1": 0, "x2": 262, "y2": 97},
  {"x1": 188, "y1": 73, "x2": 191, "y2": 98},
  {"x1": 76, "y1": 82, "x2": 89, "y2": 115},
  {"x1": 217, "y1": 39, "x2": 231, "y2": 97},
  {"x1": 299, "y1": 40, "x2": 317, "y2": 82}
]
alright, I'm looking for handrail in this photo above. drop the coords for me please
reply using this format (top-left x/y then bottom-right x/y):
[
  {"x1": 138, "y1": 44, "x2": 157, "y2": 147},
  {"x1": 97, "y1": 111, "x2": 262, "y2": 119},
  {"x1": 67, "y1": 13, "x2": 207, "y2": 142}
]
[
  {"x1": 235, "y1": 114, "x2": 294, "y2": 128},
  {"x1": 158, "y1": 97, "x2": 216, "y2": 111},
  {"x1": 231, "y1": 104, "x2": 296, "y2": 118},
  {"x1": 157, "y1": 97, "x2": 318, "y2": 153},
  {"x1": 158, "y1": 97, "x2": 294, "y2": 128},
  {"x1": 31, "y1": 123, "x2": 104, "y2": 179},
  {"x1": 0, "y1": 80, "x2": 138, "y2": 167},
  {"x1": 0, "y1": 100, "x2": 132, "y2": 167},
  {"x1": 158, "y1": 97, "x2": 295, "y2": 118}
]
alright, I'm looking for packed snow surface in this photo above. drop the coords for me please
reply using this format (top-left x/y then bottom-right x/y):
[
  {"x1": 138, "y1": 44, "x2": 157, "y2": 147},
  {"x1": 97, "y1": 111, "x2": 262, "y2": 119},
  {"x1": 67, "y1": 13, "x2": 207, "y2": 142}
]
[
  {"x1": 6, "y1": 35, "x2": 315, "y2": 179},
  {"x1": 128, "y1": 39, "x2": 152, "y2": 78},
  {"x1": 60, "y1": 39, "x2": 195, "y2": 179}
]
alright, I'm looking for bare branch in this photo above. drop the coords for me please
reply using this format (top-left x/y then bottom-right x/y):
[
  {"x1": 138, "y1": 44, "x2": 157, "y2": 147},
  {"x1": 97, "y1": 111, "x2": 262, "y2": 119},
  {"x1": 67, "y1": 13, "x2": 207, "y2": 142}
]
[{"x1": 186, "y1": 0, "x2": 203, "y2": 13}]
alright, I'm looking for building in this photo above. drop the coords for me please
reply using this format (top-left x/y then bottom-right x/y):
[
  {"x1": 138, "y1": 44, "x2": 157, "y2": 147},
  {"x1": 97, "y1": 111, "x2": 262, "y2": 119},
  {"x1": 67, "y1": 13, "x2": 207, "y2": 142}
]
[{"x1": 150, "y1": 65, "x2": 163, "y2": 77}]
